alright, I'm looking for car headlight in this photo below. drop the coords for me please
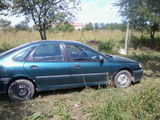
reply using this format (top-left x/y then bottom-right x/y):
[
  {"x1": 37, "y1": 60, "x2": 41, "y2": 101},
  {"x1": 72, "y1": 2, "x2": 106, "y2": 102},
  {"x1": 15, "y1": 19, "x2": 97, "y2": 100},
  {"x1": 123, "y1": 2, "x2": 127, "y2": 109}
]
[{"x1": 139, "y1": 63, "x2": 142, "y2": 68}]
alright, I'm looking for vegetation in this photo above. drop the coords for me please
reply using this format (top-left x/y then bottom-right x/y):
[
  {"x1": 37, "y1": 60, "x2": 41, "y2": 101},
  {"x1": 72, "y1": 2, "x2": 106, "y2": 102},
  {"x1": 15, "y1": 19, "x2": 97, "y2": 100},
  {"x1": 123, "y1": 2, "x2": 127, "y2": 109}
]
[
  {"x1": 0, "y1": 30, "x2": 159, "y2": 120},
  {"x1": 0, "y1": 0, "x2": 10, "y2": 15},
  {"x1": 0, "y1": 30, "x2": 125, "y2": 52},
  {"x1": 0, "y1": 18, "x2": 11, "y2": 32},
  {"x1": 0, "y1": 0, "x2": 160, "y2": 119},
  {"x1": 129, "y1": 36, "x2": 160, "y2": 50},
  {"x1": 98, "y1": 40, "x2": 114, "y2": 54},
  {"x1": 116, "y1": 0, "x2": 160, "y2": 48},
  {"x1": 0, "y1": 50, "x2": 159, "y2": 120},
  {"x1": 15, "y1": 21, "x2": 30, "y2": 31},
  {"x1": 11, "y1": 0, "x2": 80, "y2": 40},
  {"x1": 83, "y1": 22, "x2": 94, "y2": 31},
  {"x1": 83, "y1": 22, "x2": 126, "y2": 31},
  {"x1": 48, "y1": 23, "x2": 75, "y2": 33}
]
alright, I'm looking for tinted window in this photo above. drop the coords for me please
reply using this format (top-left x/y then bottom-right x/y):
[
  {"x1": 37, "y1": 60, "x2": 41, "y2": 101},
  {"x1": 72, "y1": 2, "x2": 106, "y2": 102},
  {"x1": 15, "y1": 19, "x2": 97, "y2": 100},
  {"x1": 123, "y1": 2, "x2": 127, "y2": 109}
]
[
  {"x1": 13, "y1": 48, "x2": 33, "y2": 61},
  {"x1": 66, "y1": 44, "x2": 98, "y2": 61},
  {"x1": 32, "y1": 44, "x2": 64, "y2": 61}
]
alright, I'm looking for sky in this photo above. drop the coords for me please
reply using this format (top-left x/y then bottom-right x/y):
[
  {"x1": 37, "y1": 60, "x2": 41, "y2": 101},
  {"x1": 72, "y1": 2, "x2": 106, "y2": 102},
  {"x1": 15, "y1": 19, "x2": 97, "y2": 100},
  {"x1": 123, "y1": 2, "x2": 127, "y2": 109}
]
[
  {"x1": 1, "y1": 0, "x2": 122, "y2": 26},
  {"x1": 76, "y1": 0, "x2": 122, "y2": 24}
]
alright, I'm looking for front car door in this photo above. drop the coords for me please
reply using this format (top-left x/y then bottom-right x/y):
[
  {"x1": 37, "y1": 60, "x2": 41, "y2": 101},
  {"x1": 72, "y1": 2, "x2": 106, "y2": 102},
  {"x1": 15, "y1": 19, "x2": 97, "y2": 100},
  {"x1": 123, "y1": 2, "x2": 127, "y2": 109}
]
[
  {"x1": 24, "y1": 43, "x2": 71, "y2": 91},
  {"x1": 64, "y1": 43, "x2": 112, "y2": 86}
]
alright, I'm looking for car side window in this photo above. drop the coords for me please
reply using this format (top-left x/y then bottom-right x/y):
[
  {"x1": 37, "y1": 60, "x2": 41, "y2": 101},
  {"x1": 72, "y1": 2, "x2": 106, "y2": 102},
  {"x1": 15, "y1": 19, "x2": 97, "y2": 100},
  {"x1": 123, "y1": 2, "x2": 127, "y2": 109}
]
[
  {"x1": 13, "y1": 47, "x2": 33, "y2": 61},
  {"x1": 65, "y1": 44, "x2": 98, "y2": 61},
  {"x1": 32, "y1": 44, "x2": 64, "y2": 61}
]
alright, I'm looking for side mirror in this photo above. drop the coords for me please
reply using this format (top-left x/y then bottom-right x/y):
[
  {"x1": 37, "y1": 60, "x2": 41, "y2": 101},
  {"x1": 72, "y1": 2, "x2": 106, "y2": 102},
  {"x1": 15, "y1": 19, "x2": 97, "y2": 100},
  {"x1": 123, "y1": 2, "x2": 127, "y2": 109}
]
[{"x1": 99, "y1": 56, "x2": 104, "y2": 63}]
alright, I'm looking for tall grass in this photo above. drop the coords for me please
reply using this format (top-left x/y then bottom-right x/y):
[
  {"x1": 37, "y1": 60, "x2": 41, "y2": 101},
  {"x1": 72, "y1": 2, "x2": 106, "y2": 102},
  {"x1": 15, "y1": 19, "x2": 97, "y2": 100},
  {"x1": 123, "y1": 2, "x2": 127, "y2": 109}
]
[
  {"x1": 91, "y1": 84, "x2": 160, "y2": 120},
  {"x1": 0, "y1": 30, "x2": 160, "y2": 53},
  {"x1": 0, "y1": 30, "x2": 125, "y2": 46}
]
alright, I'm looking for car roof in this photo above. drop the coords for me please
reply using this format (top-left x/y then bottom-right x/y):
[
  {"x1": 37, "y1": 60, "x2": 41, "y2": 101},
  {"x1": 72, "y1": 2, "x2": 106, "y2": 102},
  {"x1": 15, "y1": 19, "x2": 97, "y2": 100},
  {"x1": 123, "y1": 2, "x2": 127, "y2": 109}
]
[
  {"x1": 29, "y1": 40, "x2": 82, "y2": 45},
  {"x1": 0, "y1": 40, "x2": 83, "y2": 58}
]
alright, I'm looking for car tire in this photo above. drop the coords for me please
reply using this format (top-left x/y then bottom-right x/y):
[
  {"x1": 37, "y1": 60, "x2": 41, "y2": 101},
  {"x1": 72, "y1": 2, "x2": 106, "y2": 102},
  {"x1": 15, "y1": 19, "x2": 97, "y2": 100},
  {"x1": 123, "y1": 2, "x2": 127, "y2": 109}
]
[
  {"x1": 114, "y1": 70, "x2": 132, "y2": 88},
  {"x1": 8, "y1": 79, "x2": 35, "y2": 102}
]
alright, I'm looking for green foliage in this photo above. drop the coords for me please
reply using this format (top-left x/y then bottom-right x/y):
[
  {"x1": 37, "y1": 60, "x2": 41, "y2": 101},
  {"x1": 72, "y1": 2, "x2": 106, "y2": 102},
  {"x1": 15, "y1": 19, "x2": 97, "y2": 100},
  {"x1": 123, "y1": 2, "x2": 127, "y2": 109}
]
[
  {"x1": 0, "y1": 18, "x2": 11, "y2": 32},
  {"x1": 54, "y1": 23, "x2": 74, "y2": 32},
  {"x1": 12, "y1": 0, "x2": 80, "y2": 40},
  {"x1": 116, "y1": 0, "x2": 160, "y2": 31},
  {"x1": 91, "y1": 85, "x2": 160, "y2": 120},
  {"x1": 104, "y1": 23, "x2": 126, "y2": 31},
  {"x1": 129, "y1": 36, "x2": 160, "y2": 50},
  {"x1": 0, "y1": 42, "x2": 13, "y2": 52},
  {"x1": 83, "y1": 22, "x2": 94, "y2": 31},
  {"x1": 15, "y1": 21, "x2": 29, "y2": 31},
  {"x1": 83, "y1": 22, "x2": 126, "y2": 31},
  {"x1": 98, "y1": 40, "x2": 114, "y2": 53},
  {"x1": 24, "y1": 112, "x2": 45, "y2": 120},
  {"x1": 116, "y1": 0, "x2": 160, "y2": 47},
  {"x1": 0, "y1": 0, "x2": 10, "y2": 15}
]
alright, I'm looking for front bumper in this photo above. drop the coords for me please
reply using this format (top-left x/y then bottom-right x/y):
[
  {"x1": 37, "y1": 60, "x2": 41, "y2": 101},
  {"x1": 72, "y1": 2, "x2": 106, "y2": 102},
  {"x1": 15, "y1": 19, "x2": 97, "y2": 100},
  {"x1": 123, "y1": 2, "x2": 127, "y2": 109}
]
[
  {"x1": 0, "y1": 78, "x2": 10, "y2": 94},
  {"x1": 133, "y1": 69, "x2": 143, "y2": 83}
]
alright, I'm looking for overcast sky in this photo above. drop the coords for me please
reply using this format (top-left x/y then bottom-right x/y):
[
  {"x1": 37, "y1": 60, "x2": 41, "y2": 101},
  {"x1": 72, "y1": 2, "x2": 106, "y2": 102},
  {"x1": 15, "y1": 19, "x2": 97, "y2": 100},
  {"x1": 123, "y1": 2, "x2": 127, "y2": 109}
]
[{"x1": 2, "y1": 0, "x2": 122, "y2": 26}]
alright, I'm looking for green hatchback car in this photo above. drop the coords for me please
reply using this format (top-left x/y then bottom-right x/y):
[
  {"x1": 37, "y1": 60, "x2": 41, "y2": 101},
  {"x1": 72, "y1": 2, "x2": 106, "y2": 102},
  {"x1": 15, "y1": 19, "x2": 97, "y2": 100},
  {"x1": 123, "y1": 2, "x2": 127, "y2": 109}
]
[{"x1": 0, "y1": 40, "x2": 143, "y2": 101}]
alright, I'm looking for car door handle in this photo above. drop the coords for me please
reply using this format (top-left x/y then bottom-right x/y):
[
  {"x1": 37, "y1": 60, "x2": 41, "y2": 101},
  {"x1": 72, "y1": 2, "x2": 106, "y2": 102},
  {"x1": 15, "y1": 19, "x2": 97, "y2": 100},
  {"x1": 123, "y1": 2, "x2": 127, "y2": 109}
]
[
  {"x1": 30, "y1": 65, "x2": 38, "y2": 69},
  {"x1": 73, "y1": 65, "x2": 80, "y2": 68}
]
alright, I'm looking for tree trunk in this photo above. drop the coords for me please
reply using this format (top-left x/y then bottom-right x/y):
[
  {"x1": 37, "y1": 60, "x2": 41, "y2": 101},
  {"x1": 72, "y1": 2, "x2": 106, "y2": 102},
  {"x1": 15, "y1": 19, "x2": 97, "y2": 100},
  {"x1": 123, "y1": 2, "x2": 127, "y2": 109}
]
[
  {"x1": 149, "y1": 24, "x2": 159, "y2": 49},
  {"x1": 39, "y1": 29, "x2": 43, "y2": 40},
  {"x1": 43, "y1": 29, "x2": 47, "y2": 40},
  {"x1": 39, "y1": 27, "x2": 47, "y2": 40},
  {"x1": 150, "y1": 28, "x2": 155, "y2": 49}
]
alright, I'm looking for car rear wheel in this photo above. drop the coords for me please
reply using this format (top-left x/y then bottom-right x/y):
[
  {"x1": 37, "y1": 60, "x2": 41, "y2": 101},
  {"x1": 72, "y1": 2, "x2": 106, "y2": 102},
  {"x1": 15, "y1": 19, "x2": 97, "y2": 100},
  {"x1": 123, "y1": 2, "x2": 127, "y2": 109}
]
[
  {"x1": 8, "y1": 79, "x2": 35, "y2": 102},
  {"x1": 114, "y1": 70, "x2": 132, "y2": 88}
]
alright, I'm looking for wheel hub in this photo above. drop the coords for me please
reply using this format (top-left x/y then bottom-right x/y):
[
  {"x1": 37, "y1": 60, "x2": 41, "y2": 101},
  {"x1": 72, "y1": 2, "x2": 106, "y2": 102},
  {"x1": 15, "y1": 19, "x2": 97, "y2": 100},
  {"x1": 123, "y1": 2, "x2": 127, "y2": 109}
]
[
  {"x1": 16, "y1": 85, "x2": 29, "y2": 97},
  {"x1": 18, "y1": 88, "x2": 28, "y2": 97},
  {"x1": 117, "y1": 74, "x2": 128, "y2": 86}
]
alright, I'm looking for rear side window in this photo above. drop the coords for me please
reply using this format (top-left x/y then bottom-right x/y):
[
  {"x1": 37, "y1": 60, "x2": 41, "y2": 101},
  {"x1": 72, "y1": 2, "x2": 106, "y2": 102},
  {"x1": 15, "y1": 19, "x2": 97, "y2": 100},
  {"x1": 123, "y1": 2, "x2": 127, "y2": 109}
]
[
  {"x1": 32, "y1": 44, "x2": 64, "y2": 61},
  {"x1": 13, "y1": 47, "x2": 33, "y2": 61}
]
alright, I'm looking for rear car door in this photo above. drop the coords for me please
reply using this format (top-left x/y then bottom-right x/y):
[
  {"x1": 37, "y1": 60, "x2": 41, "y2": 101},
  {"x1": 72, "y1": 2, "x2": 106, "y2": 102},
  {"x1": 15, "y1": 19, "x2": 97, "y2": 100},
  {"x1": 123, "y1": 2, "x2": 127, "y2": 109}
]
[{"x1": 23, "y1": 43, "x2": 71, "y2": 91}]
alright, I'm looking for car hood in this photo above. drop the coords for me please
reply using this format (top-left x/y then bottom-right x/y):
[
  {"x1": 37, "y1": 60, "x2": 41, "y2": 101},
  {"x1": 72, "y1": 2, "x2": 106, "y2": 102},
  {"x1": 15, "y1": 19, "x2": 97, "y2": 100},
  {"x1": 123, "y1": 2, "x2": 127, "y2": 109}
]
[{"x1": 108, "y1": 55, "x2": 137, "y2": 63}]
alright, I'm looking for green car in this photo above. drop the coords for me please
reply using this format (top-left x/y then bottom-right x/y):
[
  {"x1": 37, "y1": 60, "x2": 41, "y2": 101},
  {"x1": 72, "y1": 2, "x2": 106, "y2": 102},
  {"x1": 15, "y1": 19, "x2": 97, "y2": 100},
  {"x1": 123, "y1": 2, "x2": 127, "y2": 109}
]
[{"x1": 0, "y1": 40, "x2": 143, "y2": 101}]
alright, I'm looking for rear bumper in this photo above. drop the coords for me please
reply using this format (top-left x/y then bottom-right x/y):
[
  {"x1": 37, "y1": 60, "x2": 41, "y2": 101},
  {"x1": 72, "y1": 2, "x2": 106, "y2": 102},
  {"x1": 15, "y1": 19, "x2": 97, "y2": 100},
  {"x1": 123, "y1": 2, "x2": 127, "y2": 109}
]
[
  {"x1": 133, "y1": 69, "x2": 143, "y2": 83},
  {"x1": 0, "y1": 78, "x2": 10, "y2": 94}
]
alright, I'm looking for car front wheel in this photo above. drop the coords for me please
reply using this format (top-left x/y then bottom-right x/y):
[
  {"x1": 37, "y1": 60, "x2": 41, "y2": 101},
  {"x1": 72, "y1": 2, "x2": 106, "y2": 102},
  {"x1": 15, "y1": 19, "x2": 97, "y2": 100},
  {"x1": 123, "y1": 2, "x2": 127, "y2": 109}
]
[
  {"x1": 8, "y1": 79, "x2": 35, "y2": 101},
  {"x1": 114, "y1": 70, "x2": 132, "y2": 88}
]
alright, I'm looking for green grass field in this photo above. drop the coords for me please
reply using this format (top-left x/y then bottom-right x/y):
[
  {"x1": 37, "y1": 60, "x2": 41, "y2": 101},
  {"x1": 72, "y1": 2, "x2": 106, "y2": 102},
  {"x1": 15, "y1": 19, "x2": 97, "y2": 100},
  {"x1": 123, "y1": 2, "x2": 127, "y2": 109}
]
[{"x1": 0, "y1": 31, "x2": 160, "y2": 120}]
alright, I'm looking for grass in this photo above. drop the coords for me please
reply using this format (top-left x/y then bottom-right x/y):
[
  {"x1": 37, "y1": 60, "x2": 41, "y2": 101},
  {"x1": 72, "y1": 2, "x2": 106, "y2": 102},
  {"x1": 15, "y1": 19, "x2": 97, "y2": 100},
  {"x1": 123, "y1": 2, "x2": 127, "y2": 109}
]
[
  {"x1": 0, "y1": 30, "x2": 125, "y2": 47},
  {"x1": 0, "y1": 30, "x2": 160, "y2": 120}
]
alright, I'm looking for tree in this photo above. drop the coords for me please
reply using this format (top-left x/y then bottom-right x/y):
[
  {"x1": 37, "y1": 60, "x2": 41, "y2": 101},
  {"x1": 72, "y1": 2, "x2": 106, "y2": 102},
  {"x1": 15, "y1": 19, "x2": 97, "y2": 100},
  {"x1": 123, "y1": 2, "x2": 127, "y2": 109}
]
[
  {"x1": 15, "y1": 21, "x2": 29, "y2": 31},
  {"x1": 12, "y1": 0, "x2": 80, "y2": 40},
  {"x1": 116, "y1": 0, "x2": 160, "y2": 47},
  {"x1": 0, "y1": 18, "x2": 11, "y2": 32},
  {"x1": 94, "y1": 23, "x2": 99, "y2": 30},
  {"x1": 83, "y1": 22, "x2": 94, "y2": 31},
  {"x1": 0, "y1": 0, "x2": 10, "y2": 15},
  {"x1": 55, "y1": 22, "x2": 74, "y2": 32}
]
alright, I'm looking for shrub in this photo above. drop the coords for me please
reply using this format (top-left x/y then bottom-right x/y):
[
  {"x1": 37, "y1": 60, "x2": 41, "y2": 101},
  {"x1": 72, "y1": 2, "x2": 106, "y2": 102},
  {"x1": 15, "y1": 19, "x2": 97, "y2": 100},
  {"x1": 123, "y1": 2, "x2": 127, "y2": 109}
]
[
  {"x1": 98, "y1": 40, "x2": 114, "y2": 53},
  {"x1": 0, "y1": 42, "x2": 13, "y2": 52},
  {"x1": 129, "y1": 36, "x2": 160, "y2": 50}
]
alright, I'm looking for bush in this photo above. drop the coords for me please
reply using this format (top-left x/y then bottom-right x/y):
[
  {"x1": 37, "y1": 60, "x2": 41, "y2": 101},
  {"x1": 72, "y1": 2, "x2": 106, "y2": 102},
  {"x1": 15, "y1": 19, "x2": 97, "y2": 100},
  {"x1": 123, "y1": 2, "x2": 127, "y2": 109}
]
[
  {"x1": 0, "y1": 42, "x2": 13, "y2": 52},
  {"x1": 129, "y1": 36, "x2": 160, "y2": 50},
  {"x1": 98, "y1": 40, "x2": 114, "y2": 53}
]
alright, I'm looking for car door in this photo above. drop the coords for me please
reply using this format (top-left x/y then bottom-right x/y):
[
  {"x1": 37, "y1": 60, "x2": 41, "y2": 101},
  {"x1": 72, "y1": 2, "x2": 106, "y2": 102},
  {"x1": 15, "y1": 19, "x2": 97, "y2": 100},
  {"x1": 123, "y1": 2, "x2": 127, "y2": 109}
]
[
  {"x1": 23, "y1": 43, "x2": 71, "y2": 91},
  {"x1": 64, "y1": 43, "x2": 112, "y2": 86}
]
